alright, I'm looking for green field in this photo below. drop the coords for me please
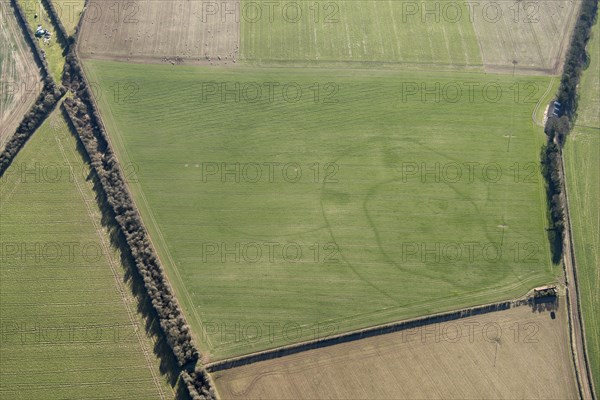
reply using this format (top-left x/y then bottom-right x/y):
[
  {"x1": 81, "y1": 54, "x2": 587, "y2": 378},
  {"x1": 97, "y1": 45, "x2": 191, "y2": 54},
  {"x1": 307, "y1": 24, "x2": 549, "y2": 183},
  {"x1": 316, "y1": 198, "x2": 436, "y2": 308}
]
[
  {"x1": 18, "y1": 0, "x2": 65, "y2": 82},
  {"x1": 564, "y1": 19, "x2": 600, "y2": 395},
  {"x1": 85, "y1": 59, "x2": 558, "y2": 360},
  {"x1": 52, "y1": 0, "x2": 84, "y2": 36},
  {"x1": 241, "y1": 0, "x2": 482, "y2": 69},
  {"x1": 0, "y1": 109, "x2": 170, "y2": 399}
]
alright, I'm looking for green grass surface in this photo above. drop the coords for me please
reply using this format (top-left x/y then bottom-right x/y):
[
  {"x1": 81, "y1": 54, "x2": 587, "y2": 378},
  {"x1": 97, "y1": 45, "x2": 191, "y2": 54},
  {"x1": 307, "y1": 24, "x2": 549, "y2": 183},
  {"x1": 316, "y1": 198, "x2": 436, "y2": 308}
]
[
  {"x1": 18, "y1": 0, "x2": 65, "y2": 82},
  {"x1": 0, "y1": 109, "x2": 170, "y2": 399},
  {"x1": 85, "y1": 60, "x2": 558, "y2": 360},
  {"x1": 52, "y1": 0, "x2": 84, "y2": 36},
  {"x1": 564, "y1": 19, "x2": 600, "y2": 396},
  {"x1": 241, "y1": 0, "x2": 482, "y2": 69}
]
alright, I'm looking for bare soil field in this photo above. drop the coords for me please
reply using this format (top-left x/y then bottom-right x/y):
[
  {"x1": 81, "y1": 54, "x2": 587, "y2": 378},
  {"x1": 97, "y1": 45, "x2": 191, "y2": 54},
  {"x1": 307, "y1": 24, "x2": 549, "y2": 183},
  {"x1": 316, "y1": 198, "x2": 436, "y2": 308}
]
[
  {"x1": 77, "y1": 0, "x2": 239, "y2": 65},
  {"x1": 472, "y1": 0, "x2": 580, "y2": 74},
  {"x1": 0, "y1": 1, "x2": 41, "y2": 147},
  {"x1": 76, "y1": 0, "x2": 578, "y2": 74},
  {"x1": 212, "y1": 298, "x2": 578, "y2": 399}
]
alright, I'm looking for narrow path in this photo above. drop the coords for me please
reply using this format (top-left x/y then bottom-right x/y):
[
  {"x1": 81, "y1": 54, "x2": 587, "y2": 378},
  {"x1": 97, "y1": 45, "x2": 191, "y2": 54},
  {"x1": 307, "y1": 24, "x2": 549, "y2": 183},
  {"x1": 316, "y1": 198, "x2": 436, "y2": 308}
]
[
  {"x1": 532, "y1": 77, "x2": 556, "y2": 127},
  {"x1": 560, "y1": 150, "x2": 596, "y2": 400}
]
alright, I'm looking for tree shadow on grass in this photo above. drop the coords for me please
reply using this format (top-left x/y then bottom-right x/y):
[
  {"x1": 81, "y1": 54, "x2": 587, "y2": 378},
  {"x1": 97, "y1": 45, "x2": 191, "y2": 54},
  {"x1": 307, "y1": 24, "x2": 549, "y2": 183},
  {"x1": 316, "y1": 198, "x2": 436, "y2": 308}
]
[{"x1": 68, "y1": 121, "x2": 192, "y2": 399}]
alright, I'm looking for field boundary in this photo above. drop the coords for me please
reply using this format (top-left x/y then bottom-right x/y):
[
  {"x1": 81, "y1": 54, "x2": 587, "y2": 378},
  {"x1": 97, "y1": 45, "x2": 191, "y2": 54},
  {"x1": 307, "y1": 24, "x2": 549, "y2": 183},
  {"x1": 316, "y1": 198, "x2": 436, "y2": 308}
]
[
  {"x1": 0, "y1": 0, "x2": 69, "y2": 174},
  {"x1": 541, "y1": 0, "x2": 598, "y2": 397},
  {"x1": 561, "y1": 152, "x2": 597, "y2": 400},
  {"x1": 3, "y1": 0, "x2": 216, "y2": 396},
  {"x1": 552, "y1": 0, "x2": 582, "y2": 75},
  {"x1": 206, "y1": 296, "x2": 545, "y2": 372},
  {"x1": 40, "y1": 0, "x2": 70, "y2": 44},
  {"x1": 50, "y1": 116, "x2": 168, "y2": 400},
  {"x1": 0, "y1": 1, "x2": 42, "y2": 147},
  {"x1": 61, "y1": 4, "x2": 218, "y2": 393},
  {"x1": 60, "y1": 83, "x2": 217, "y2": 398},
  {"x1": 64, "y1": 0, "x2": 199, "y2": 369},
  {"x1": 9, "y1": 0, "x2": 51, "y2": 78}
]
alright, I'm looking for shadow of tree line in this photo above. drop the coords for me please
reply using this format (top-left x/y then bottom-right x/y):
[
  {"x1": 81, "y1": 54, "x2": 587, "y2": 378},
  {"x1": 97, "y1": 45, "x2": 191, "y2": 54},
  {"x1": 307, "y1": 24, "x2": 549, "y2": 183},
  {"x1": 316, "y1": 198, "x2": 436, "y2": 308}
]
[
  {"x1": 529, "y1": 295, "x2": 559, "y2": 315},
  {"x1": 73, "y1": 136, "x2": 192, "y2": 400}
]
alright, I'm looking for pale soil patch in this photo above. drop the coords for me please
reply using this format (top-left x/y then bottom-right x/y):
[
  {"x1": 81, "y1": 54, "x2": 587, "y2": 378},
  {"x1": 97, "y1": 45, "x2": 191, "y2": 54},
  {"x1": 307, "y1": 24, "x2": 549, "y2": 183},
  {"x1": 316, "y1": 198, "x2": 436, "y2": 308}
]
[
  {"x1": 213, "y1": 298, "x2": 578, "y2": 399},
  {"x1": 77, "y1": 0, "x2": 239, "y2": 65},
  {"x1": 0, "y1": 1, "x2": 42, "y2": 147},
  {"x1": 472, "y1": 0, "x2": 580, "y2": 74}
]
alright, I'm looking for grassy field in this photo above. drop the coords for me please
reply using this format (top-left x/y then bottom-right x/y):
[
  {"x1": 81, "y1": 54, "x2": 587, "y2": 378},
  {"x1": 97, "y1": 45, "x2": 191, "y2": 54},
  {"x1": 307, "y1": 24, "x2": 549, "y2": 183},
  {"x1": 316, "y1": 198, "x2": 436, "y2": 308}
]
[
  {"x1": 17, "y1": 0, "x2": 65, "y2": 82},
  {"x1": 85, "y1": 59, "x2": 558, "y2": 360},
  {"x1": 564, "y1": 18, "x2": 600, "y2": 396},
  {"x1": 0, "y1": 109, "x2": 171, "y2": 399},
  {"x1": 52, "y1": 0, "x2": 84, "y2": 36},
  {"x1": 213, "y1": 300, "x2": 577, "y2": 399},
  {"x1": 240, "y1": 0, "x2": 578, "y2": 72},
  {"x1": 241, "y1": 0, "x2": 482, "y2": 69},
  {"x1": 74, "y1": 0, "x2": 579, "y2": 73}
]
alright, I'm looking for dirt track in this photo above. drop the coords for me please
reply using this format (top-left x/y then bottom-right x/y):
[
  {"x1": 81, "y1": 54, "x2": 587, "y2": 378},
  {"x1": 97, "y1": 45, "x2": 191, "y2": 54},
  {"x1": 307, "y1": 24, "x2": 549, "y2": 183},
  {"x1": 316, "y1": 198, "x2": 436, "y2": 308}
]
[{"x1": 561, "y1": 151, "x2": 597, "y2": 400}]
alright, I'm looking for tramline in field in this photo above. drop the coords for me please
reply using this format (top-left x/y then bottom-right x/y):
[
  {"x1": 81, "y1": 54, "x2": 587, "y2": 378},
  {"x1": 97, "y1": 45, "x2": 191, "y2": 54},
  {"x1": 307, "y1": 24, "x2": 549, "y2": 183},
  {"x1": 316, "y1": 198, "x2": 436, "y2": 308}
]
[
  {"x1": 0, "y1": 109, "x2": 171, "y2": 399},
  {"x1": 1, "y1": 0, "x2": 592, "y2": 396},
  {"x1": 85, "y1": 60, "x2": 558, "y2": 360}
]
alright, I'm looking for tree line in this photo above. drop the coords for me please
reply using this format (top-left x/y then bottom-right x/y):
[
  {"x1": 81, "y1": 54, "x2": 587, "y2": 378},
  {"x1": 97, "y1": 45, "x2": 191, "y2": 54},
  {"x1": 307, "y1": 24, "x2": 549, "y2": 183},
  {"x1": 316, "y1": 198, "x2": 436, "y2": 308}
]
[
  {"x1": 181, "y1": 369, "x2": 216, "y2": 400},
  {"x1": 10, "y1": 0, "x2": 52, "y2": 77},
  {"x1": 3, "y1": 0, "x2": 216, "y2": 397},
  {"x1": 62, "y1": 51, "x2": 199, "y2": 366},
  {"x1": 0, "y1": 78, "x2": 65, "y2": 175},
  {"x1": 554, "y1": 0, "x2": 599, "y2": 127},
  {"x1": 542, "y1": 0, "x2": 598, "y2": 263},
  {"x1": 62, "y1": 51, "x2": 215, "y2": 398},
  {"x1": 0, "y1": 0, "x2": 67, "y2": 177},
  {"x1": 39, "y1": 0, "x2": 71, "y2": 47}
]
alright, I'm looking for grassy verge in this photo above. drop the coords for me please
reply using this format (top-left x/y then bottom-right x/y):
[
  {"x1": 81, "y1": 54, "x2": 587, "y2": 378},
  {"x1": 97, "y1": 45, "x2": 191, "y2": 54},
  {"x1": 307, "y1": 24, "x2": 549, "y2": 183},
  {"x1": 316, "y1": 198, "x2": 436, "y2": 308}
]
[
  {"x1": 564, "y1": 18, "x2": 600, "y2": 396},
  {"x1": 17, "y1": 0, "x2": 65, "y2": 82},
  {"x1": 51, "y1": 0, "x2": 83, "y2": 36}
]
